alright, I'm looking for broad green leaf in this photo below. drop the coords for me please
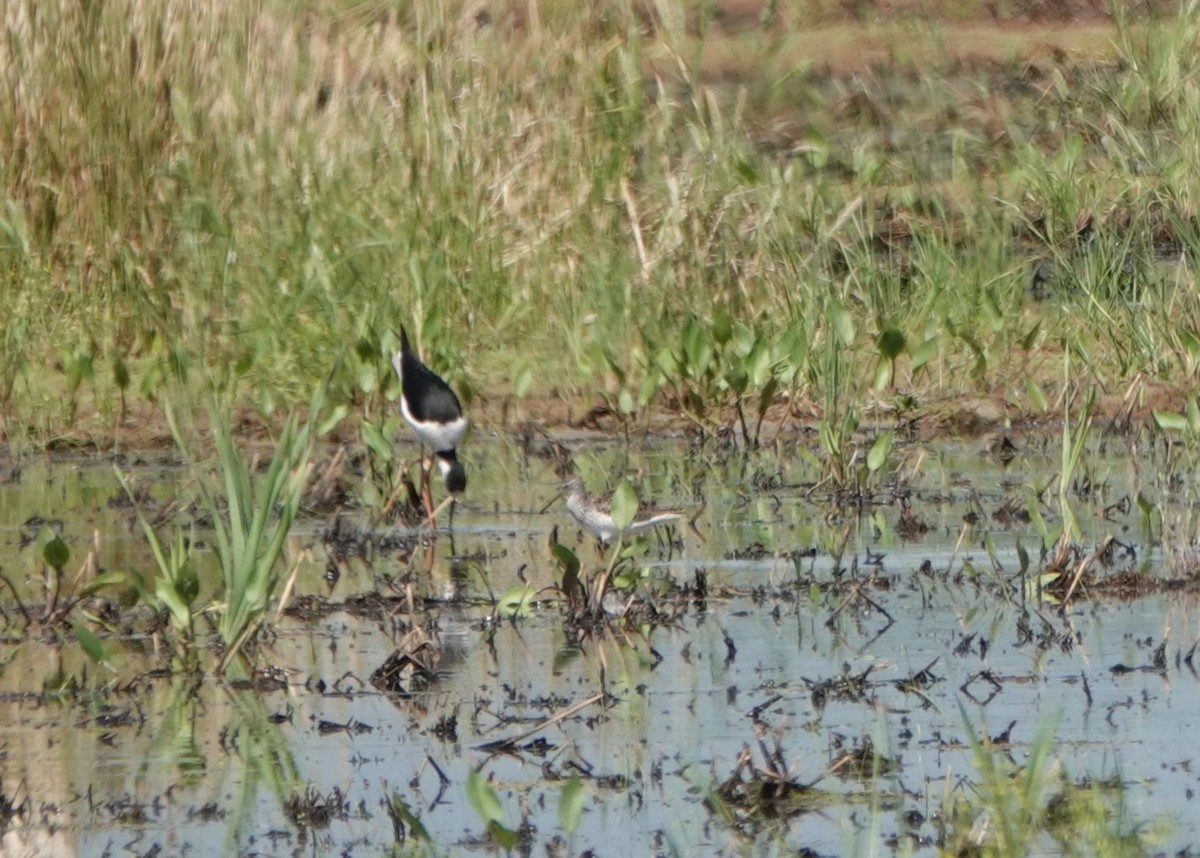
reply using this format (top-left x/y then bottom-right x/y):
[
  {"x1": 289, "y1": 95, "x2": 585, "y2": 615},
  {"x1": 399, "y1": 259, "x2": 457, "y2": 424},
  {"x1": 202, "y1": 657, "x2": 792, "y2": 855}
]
[
  {"x1": 830, "y1": 301, "x2": 855, "y2": 346},
  {"x1": 387, "y1": 793, "x2": 430, "y2": 841},
  {"x1": 488, "y1": 820, "x2": 519, "y2": 849},
  {"x1": 787, "y1": 328, "x2": 809, "y2": 369},
  {"x1": 356, "y1": 361, "x2": 379, "y2": 394},
  {"x1": 77, "y1": 571, "x2": 127, "y2": 598},
  {"x1": 873, "y1": 359, "x2": 892, "y2": 391},
  {"x1": 1026, "y1": 378, "x2": 1048, "y2": 413},
  {"x1": 1182, "y1": 328, "x2": 1200, "y2": 363},
  {"x1": 360, "y1": 420, "x2": 393, "y2": 461},
  {"x1": 867, "y1": 431, "x2": 893, "y2": 473},
  {"x1": 726, "y1": 364, "x2": 748, "y2": 395},
  {"x1": 552, "y1": 542, "x2": 580, "y2": 578},
  {"x1": 42, "y1": 533, "x2": 70, "y2": 572},
  {"x1": 653, "y1": 346, "x2": 678, "y2": 377},
  {"x1": 1021, "y1": 321, "x2": 1042, "y2": 352},
  {"x1": 637, "y1": 371, "x2": 663, "y2": 407},
  {"x1": 610, "y1": 479, "x2": 639, "y2": 532},
  {"x1": 909, "y1": 336, "x2": 937, "y2": 370},
  {"x1": 73, "y1": 621, "x2": 108, "y2": 665},
  {"x1": 1153, "y1": 410, "x2": 1188, "y2": 432},
  {"x1": 1189, "y1": 397, "x2": 1200, "y2": 434},
  {"x1": 497, "y1": 585, "x2": 534, "y2": 618},
  {"x1": 876, "y1": 327, "x2": 906, "y2": 359},
  {"x1": 711, "y1": 309, "x2": 733, "y2": 345},
  {"x1": 513, "y1": 365, "x2": 533, "y2": 398},
  {"x1": 113, "y1": 356, "x2": 130, "y2": 391},
  {"x1": 317, "y1": 402, "x2": 349, "y2": 437},
  {"x1": 558, "y1": 775, "x2": 586, "y2": 833},
  {"x1": 354, "y1": 336, "x2": 376, "y2": 362},
  {"x1": 746, "y1": 342, "x2": 773, "y2": 388},
  {"x1": 617, "y1": 389, "x2": 634, "y2": 414},
  {"x1": 466, "y1": 770, "x2": 506, "y2": 827},
  {"x1": 730, "y1": 322, "x2": 755, "y2": 357}
]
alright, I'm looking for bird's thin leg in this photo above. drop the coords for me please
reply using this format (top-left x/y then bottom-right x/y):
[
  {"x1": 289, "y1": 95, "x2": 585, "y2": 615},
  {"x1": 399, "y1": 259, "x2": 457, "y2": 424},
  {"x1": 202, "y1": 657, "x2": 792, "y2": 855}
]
[
  {"x1": 424, "y1": 493, "x2": 456, "y2": 530},
  {"x1": 417, "y1": 445, "x2": 436, "y2": 523}
]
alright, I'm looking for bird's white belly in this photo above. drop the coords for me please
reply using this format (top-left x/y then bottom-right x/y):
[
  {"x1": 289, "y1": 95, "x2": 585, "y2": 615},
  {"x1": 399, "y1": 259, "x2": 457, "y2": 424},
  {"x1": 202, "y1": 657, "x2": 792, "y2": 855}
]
[{"x1": 400, "y1": 398, "x2": 467, "y2": 451}]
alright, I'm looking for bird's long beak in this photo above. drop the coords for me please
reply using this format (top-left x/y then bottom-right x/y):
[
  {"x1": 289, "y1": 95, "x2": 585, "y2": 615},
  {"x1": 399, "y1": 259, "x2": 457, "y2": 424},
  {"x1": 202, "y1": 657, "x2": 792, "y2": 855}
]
[{"x1": 538, "y1": 489, "x2": 565, "y2": 515}]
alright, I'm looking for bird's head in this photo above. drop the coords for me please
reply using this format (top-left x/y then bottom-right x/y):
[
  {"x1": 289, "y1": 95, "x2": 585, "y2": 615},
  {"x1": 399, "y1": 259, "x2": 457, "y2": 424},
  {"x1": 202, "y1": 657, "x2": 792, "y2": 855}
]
[{"x1": 436, "y1": 451, "x2": 467, "y2": 494}]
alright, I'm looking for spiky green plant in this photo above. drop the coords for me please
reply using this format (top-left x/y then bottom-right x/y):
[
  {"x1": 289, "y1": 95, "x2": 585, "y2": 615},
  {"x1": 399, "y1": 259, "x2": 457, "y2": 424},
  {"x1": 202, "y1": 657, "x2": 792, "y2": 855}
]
[
  {"x1": 116, "y1": 470, "x2": 200, "y2": 645},
  {"x1": 942, "y1": 706, "x2": 1152, "y2": 857},
  {"x1": 164, "y1": 395, "x2": 317, "y2": 676}
]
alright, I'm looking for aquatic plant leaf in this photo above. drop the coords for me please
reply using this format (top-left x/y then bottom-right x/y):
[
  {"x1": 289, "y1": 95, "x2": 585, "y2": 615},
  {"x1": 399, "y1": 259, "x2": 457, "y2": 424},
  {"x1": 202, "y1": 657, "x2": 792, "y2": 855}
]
[
  {"x1": 466, "y1": 770, "x2": 506, "y2": 827},
  {"x1": 730, "y1": 322, "x2": 755, "y2": 357},
  {"x1": 316, "y1": 403, "x2": 348, "y2": 437},
  {"x1": 637, "y1": 371, "x2": 663, "y2": 407},
  {"x1": 618, "y1": 389, "x2": 634, "y2": 414},
  {"x1": 113, "y1": 356, "x2": 130, "y2": 391},
  {"x1": 873, "y1": 359, "x2": 892, "y2": 391},
  {"x1": 42, "y1": 533, "x2": 69, "y2": 572},
  {"x1": 1152, "y1": 410, "x2": 1188, "y2": 432},
  {"x1": 867, "y1": 431, "x2": 893, "y2": 473},
  {"x1": 558, "y1": 774, "x2": 585, "y2": 833},
  {"x1": 711, "y1": 309, "x2": 732, "y2": 345},
  {"x1": 725, "y1": 363, "x2": 748, "y2": 395},
  {"x1": 983, "y1": 532, "x2": 999, "y2": 569},
  {"x1": 830, "y1": 301, "x2": 855, "y2": 346},
  {"x1": 652, "y1": 346, "x2": 678, "y2": 377},
  {"x1": 876, "y1": 327, "x2": 906, "y2": 360},
  {"x1": 354, "y1": 336, "x2": 376, "y2": 362},
  {"x1": 1021, "y1": 321, "x2": 1043, "y2": 352},
  {"x1": 1026, "y1": 378, "x2": 1048, "y2": 412},
  {"x1": 386, "y1": 792, "x2": 430, "y2": 841},
  {"x1": 682, "y1": 315, "x2": 711, "y2": 377},
  {"x1": 487, "y1": 820, "x2": 519, "y2": 849},
  {"x1": 610, "y1": 479, "x2": 639, "y2": 532},
  {"x1": 909, "y1": 336, "x2": 937, "y2": 370},
  {"x1": 77, "y1": 571, "x2": 125, "y2": 598},
  {"x1": 360, "y1": 419, "x2": 393, "y2": 462},
  {"x1": 73, "y1": 621, "x2": 108, "y2": 665},
  {"x1": 497, "y1": 585, "x2": 534, "y2": 618},
  {"x1": 513, "y1": 365, "x2": 533, "y2": 398},
  {"x1": 757, "y1": 378, "x2": 779, "y2": 420},
  {"x1": 746, "y1": 341, "x2": 773, "y2": 388},
  {"x1": 1182, "y1": 329, "x2": 1200, "y2": 364},
  {"x1": 1189, "y1": 396, "x2": 1200, "y2": 434}
]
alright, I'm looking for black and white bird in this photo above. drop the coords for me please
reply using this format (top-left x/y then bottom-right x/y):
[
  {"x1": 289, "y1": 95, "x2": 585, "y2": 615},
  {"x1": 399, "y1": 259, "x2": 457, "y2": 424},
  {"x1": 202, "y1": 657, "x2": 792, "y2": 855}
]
[{"x1": 392, "y1": 326, "x2": 468, "y2": 495}]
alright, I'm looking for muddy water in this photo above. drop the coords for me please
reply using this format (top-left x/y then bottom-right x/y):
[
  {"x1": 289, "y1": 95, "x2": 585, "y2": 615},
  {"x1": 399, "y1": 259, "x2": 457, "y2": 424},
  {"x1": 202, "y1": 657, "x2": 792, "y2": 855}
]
[{"x1": 0, "y1": 433, "x2": 1196, "y2": 856}]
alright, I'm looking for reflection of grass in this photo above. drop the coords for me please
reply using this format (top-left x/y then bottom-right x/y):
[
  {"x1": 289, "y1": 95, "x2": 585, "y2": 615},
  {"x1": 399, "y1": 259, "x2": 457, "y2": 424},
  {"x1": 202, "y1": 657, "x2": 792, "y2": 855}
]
[
  {"x1": 4, "y1": 4, "x2": 1200, "y2": 440},
  {"x1": 220, "y1": 687, "x2": 302, "y2": 851}
]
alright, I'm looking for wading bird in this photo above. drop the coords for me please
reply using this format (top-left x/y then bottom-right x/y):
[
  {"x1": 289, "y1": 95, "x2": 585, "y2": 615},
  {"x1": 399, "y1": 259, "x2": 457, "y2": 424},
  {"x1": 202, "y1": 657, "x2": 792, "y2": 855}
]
[
  {"x1": 561, "y1": 472, "x2": 684, "y2": 545},
  {"x1": 392, "y1": 326, "x2": 467, "y2": 526}
]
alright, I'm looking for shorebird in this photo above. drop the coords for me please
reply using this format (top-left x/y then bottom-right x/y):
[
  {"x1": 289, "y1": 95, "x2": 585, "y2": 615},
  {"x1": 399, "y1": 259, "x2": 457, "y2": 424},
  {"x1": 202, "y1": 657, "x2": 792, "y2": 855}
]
[
  {"x1": 561, "y1": 473, "x2": 684, "y2": 545},
  {"x1": 392, "y1": 326, "x2": 467, "y2": 523}
]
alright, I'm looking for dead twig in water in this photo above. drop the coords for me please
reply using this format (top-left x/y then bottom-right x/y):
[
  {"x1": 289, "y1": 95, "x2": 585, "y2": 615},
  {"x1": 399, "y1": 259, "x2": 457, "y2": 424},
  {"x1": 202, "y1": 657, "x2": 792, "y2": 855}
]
[
  {"x1": 1059, "y1": 534, "x2": 1114, "y2": 606},
  {"x1": 475, "y1": 692, "x2": 604, "y2": 754}
]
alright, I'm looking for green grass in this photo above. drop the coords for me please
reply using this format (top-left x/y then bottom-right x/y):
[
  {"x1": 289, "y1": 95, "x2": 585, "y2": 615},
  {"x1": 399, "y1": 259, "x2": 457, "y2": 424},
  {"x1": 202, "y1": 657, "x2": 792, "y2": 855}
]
[
  {"x1": 3, "y1": 1, "x2": 1200, "y2": 443},
  {"x1": 164, "y1": 393, "x2": 317, "y2": 676},
  {"x1": 940, "y1": 710, "x2": 1157, "y2": 857}
]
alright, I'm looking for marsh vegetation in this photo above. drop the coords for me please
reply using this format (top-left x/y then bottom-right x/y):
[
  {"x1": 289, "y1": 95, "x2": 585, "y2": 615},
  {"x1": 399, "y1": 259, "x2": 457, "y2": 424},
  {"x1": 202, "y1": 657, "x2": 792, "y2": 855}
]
[{"x1": 2, "y1": 0, "x2": 1200, "y2": 855}]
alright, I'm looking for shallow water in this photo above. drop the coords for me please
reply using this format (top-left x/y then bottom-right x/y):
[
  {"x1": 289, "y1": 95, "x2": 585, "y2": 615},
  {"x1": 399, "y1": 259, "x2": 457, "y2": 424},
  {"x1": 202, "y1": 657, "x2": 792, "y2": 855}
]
[{"x1": 0, "y1": 432, "x2": 1197, "y2": 856}]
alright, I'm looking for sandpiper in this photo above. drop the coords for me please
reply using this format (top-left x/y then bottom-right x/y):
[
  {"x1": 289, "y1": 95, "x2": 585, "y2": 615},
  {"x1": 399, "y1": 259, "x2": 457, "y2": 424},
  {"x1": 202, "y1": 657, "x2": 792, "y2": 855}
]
[
  {"x1": 562, "y1": 474, "x2": 683, "y2": 544},
  {"x1": 392, "y1": 326, "x2": 467, "y2": 519}
]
